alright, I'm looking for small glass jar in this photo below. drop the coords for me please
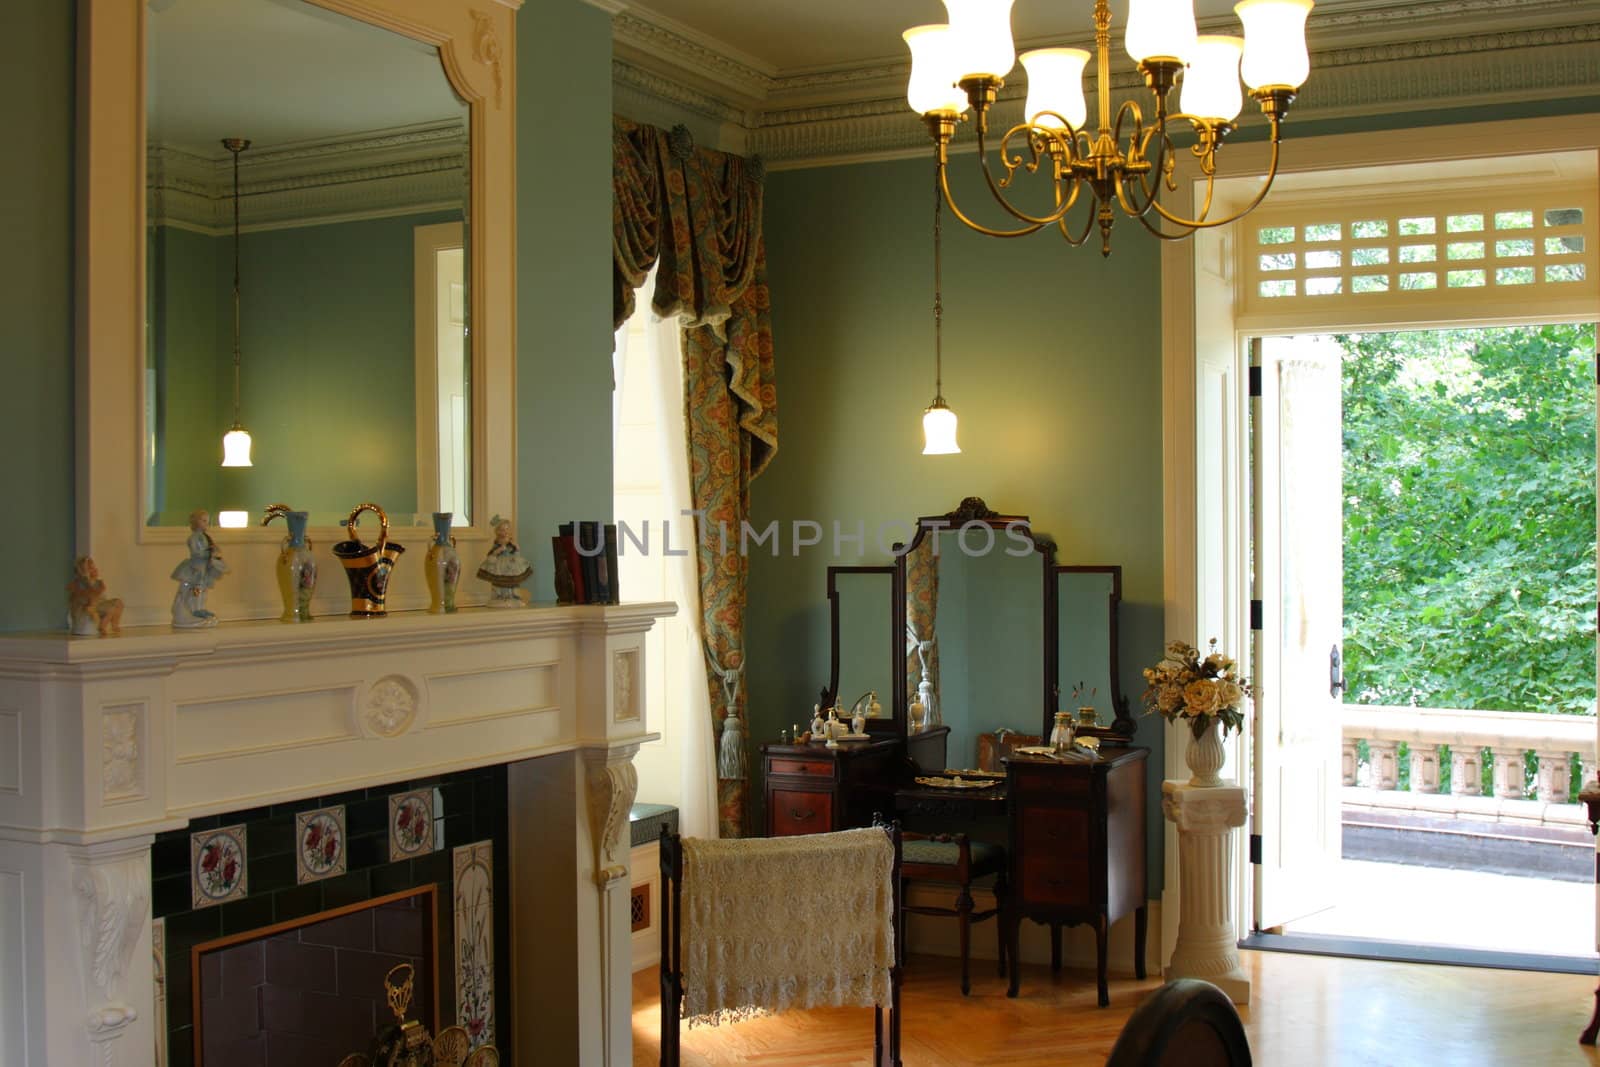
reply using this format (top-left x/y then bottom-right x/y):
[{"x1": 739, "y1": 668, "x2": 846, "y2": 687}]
[
  {"x1": 1077, "y1": 705, "x2": 1099, "y2": 729},
  {"x1": 1050, "y1": 710, "x2": 1075, "y2": 754}
]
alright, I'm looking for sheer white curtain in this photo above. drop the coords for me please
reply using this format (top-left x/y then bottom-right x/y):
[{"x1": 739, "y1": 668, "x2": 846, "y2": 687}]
[{"x1": 613, "y1": 267, "x2": 718, "y2": 839}]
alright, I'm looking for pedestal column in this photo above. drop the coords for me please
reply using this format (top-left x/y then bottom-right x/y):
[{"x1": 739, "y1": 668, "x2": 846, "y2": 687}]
[{"x1": 1161, "y1": 780, "x2": 1250, "y2": 1004}]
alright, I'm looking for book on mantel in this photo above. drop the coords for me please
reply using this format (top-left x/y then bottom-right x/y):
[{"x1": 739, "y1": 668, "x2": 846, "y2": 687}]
[{"x1": 551, "y1": 522, "x2": 619, "y2": 605}]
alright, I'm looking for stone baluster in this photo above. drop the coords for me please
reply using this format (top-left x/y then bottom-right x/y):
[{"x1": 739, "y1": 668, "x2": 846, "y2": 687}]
[
  {"x1": 1581, "y1": 756, "x2": 1596, "y2": 791},
  {"x1": 1451, "y1": 746, "x2": 1484, "y2": 796},
  {"x1": 1367, "y1": 739, "x2": 1400, "y2": 790},
  {"x1": 1409, "y1": 743, "x2": 1442, "y2": 794},
  {"x1": 1535, "y1": 751, "x2": 1573, "y2": 804},
  {"x1": 1341, "y1": 740, "x2": 1359, "y2": 787},
  {"x1": 1490, "y1": 746, "x2": 1527, "y2": 799}
]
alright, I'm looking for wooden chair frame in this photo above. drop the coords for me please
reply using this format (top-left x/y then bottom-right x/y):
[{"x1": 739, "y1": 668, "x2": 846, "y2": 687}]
[
  {"x1": 899, "y1": 831, "x2": 1007, "y2": 996},
  {"x1": 659, "y1": 821, "x2": 904, "y2": 1067}
]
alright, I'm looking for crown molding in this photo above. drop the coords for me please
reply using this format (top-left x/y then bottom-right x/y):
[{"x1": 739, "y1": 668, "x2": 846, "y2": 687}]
[
  {"x1": 148, "y1": 121, "x2": 468, "y2": 231},
  {"x1": 609, "y1": 0, "x2": 1600, "y2": 169}
]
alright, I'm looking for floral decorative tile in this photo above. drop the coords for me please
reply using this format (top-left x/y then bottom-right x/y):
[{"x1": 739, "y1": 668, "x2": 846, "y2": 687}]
[
  {"x1": 295, "y1": 805, "x2": 347, "y2": 884},
  {"x1": 453, "y1": 840, "x2": 495, "y2": 1050},
  {"x1": 190, "y1": 824, "x2": 247, "y2": 908},
  {"x1": 388, "y1": 789, "x2": 435, "y2": 861}
]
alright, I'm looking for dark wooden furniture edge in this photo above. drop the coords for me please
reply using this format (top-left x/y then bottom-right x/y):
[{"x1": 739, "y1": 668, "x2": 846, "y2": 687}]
[
  {"x1": 823, "y1": 564, "x2": 899, "y2": 735},
  {"x1": 1053, "y1": 564, "x2": 1138, "y2": 741}
]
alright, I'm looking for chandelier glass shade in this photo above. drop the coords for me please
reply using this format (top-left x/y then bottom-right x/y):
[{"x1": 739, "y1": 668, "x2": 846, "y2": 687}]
[
  {"x1": 220, "y1": 136, "x2": 253, "y2": 468},
  {"x1": 903, "y1": 0, "x2": 1313, "y2": 256}
]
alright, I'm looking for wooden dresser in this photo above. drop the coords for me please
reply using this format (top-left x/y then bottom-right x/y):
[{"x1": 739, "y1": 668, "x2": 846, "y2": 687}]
[
  {"x1": 760, "y1": 736, "x2": 905, "y2": 836},
  {"x1": 1004, "y1": 746, "x2": 1149, "y2": 1006}
]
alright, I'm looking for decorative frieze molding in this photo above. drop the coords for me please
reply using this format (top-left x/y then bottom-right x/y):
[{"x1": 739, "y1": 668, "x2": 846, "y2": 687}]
[
  {"x1": 610, "y1": 0, "x2": 1600, "y2": 169},
  {"x1": 148, "y1": 120, "x2": 468, "y2": 232}
]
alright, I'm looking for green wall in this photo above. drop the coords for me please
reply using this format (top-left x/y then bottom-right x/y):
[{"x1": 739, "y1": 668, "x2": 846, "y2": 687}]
[
  {"x1": 148, "y1": 211, "x2": 457, "y2": 525},
  {"x1": 748, "y1": 154, "x2": 1169, "y2": 873},
  {"x1": 1, "y1": 0, "x2": 74, "y2": 632},
  {"x1": 516, "y1": 0, "x2": 615, "y2": 603}
]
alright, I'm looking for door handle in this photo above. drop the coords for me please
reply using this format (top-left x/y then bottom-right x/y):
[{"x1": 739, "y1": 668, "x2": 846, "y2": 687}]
[
  {"x1": 1329, "y1": 644, "x2": 1346, "y2": 698},
  {"x1": 790, "y1": 808, "x2": 815, "y2": 822}
]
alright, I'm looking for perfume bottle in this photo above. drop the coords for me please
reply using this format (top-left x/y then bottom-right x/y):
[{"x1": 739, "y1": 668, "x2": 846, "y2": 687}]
[{"x1": 1050, "y1": 710, "x2": 1076, "y2": 754}]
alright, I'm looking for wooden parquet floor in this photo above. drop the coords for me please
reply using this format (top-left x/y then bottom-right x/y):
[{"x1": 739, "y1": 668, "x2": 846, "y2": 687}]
[{"x1": 632, "y1": 950, "x2": 1600, "y2": 1066}]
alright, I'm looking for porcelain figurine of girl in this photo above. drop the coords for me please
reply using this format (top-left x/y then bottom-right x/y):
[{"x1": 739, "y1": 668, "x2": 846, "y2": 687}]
[
  {"x1": 171, "y1": 508, "x2": 229, "y2": 628},
  {"x1": 477, "y1": 514, "x2": 532, "y2": 606},
  {"x1": 68, "y1": 556, "x2": 123, "y2": 636}
]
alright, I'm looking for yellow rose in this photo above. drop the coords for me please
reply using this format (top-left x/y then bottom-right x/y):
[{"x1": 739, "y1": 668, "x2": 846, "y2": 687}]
[
  {"x1": 1184, "y1": 679, "x2": 1221, "y2": 715},
  {"x1": 1158, "y1": 685, "x2": 1185, "y2": 713},
  {"x1": 1219, "y1": 680, "x2": 1244, "y2": 708}
]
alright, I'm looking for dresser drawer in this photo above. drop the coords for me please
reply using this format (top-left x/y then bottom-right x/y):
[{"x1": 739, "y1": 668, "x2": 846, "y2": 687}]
[
  {"x1": 768, "y1": 757, "x2": 834, "y2": 779},
  {"x1": 1020, "y1": 852, "x2": 1093, "y2": 907},
  {"x1": 1016, "y1": 810, "x2": 1093, "y2": 906},
  {"x1": 769, "y1": 789, "x2": 834, "y2": 836}
]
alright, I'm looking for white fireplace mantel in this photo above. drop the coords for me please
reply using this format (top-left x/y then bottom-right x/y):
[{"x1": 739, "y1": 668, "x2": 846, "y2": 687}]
[{"x1": 0, "y1": 600, "x2": 675, "y2": 1067}]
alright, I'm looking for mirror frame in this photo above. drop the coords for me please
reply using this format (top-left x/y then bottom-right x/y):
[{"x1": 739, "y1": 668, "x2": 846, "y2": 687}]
[
  {"x1": 78, "y1": 0, "x2": 521, "y2": 625},
  {"x1": 822, "y1": 564, "x2": 897, "y2": 735},
  {"x1": 1050, "y1": 564, "x2": 1137, "y2": 741},
  {"x1": 892, "y1": 496, "x2": 1058, "y2": 740}
]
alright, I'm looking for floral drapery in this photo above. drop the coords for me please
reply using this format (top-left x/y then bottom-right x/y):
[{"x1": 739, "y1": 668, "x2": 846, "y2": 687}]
[
  {"x1": 613, "y1": 119, "x2": 777, "y2": 838},
  {"x1": 904, "y1": 539, "x2": 941, "y2": 726}
]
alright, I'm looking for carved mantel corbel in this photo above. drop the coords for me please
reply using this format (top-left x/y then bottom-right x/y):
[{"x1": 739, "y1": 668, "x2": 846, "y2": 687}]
[
  {"x1": 583, "y1": 744, "x2": 641, "y2": 887},
  {"x1": 71, "y1": 841, "x2": 153, "y2": 1040}
]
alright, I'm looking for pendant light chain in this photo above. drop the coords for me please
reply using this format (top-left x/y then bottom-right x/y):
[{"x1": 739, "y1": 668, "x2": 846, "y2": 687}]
[
  {"x1": 932, "y1": 153, "x2": 944, "y2": 403},
  {"x1": 230, "y1": 142, "x2": 243, "y2": 426}
]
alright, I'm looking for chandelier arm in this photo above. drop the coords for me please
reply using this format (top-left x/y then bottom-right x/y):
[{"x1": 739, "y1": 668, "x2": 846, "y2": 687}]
[
  {"x1": 939, "y1": 157, "x2": 1055, "y2": 239},
  {"x1": 1140, "y1": 133, "x2": 1282, "y2": 231},
  {"x1": 970, "y1": 123, "x2": 1079, "y2": 227},
  {"x1": 1056, "y1": 189, "x2": 1100, "y2": 246}
]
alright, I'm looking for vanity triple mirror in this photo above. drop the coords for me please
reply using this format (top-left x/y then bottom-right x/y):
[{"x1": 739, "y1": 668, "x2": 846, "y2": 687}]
[
  {"x1": 144, "y1": 0, "x2": 473, "y2": 529},
  {"x1": 823, "y1": 497, "x2": 1136, "y2": 769}
]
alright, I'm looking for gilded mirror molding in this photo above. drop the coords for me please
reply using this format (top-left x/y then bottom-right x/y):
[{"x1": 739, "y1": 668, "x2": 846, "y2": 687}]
[{"x1": 78, "y1": 0, "x2": 521, "y2": 625}]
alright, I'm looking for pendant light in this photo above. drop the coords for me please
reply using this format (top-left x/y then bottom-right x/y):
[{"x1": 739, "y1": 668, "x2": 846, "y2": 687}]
[
  {"x1": 921, "y1": 154, "x2": 961, "y2": 456},
  {"x1": 220, "y1": 137, "x2": 253, "y2": 467}
]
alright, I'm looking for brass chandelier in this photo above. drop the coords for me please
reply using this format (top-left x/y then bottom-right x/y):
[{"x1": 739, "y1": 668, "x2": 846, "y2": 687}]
[{"x1": 903, "y1": 0, "x2": 1313, "y2": 256}]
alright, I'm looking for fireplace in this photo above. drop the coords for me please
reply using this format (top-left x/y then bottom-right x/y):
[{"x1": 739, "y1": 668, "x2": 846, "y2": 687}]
[
  {"x1": 193, "y1": 887, "x2": 437, "y2": 1065},
  {"x1": 152, "y1": 766, "x2": 509, "y2": 1067}
]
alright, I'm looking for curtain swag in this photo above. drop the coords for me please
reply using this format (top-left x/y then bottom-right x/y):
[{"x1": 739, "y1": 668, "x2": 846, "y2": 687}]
[{"x1": 613, "y1": 118, "x2": 778, "y2": 837}]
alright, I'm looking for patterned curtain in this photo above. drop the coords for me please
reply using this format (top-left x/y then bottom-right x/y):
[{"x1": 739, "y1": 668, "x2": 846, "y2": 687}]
[
  {"x1": 903, "y1": 539, "x2": 940, "y2": 724},
  {"x1": 613, "y1": 119, "x2": 778, "y2": 838}
]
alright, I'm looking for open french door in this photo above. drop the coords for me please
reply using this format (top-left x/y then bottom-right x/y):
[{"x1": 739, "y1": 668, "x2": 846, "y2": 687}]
[{"x1": 1252, "y1": 335, "x2": 1345, "y2": 931}]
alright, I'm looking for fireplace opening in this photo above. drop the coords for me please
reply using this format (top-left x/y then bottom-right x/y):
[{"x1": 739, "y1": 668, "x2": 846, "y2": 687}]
[{"x1": 191, "y1": 886, "x2": 438, "y2": 1066}]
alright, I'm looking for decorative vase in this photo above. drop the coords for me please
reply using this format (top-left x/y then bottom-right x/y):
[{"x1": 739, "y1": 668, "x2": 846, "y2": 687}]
[
  {"x1": 425, "y1": 512, "x2": 461, "y2": 614},
  {"x1": 332, "y1": 502, "x2": 405, "y2": 617},
  {"x1": 263, "y1": 505, "x2": 316, "y2": 623},
  {"x1": 1186, "y1": 717, "x2": 1227, "y2": 787}
]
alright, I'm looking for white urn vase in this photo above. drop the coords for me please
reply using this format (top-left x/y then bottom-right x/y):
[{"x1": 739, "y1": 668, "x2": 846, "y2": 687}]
[{"x1": 1185, "y1": 717, "x2": 1227, "y2": 787}]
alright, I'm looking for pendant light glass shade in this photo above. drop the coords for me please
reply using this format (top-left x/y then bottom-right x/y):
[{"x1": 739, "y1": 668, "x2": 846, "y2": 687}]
[
  {"x1": 941, "y1": 0, "x2": 1017, "y2": 81},
  {"x1": 221, "y1": 425, "x2": 253, "y2": 467},
  {"x1": 904, "y1": 25, "x2": 969, "y2": 115},
  {"x1": 1021, "y1": 48, "x2": 1090, "y2": 130},
  {"x1": 1235, "y1": 0, "x2": 1313, "y2": 90},
  {"x1": 1181, "y1": 36, "x2": 1245, "y2": 122},
  {"x1": 922, "y1": 400, "x2": 961, "y2": 455},
  {"x1": 1124, "y1": 0, "x2": 1197, "y2": 64}
]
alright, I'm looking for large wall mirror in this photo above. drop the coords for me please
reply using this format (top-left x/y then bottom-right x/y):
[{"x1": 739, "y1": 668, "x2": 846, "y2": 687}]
[
  {"x1": 144, "y1": 0, "x2": 472, "y2": 528},
  {"x1": 892, "y1": 498, "x2": 1055, "y2": 769},
  {"x1": 80, "y1": 0, "x2": 517, "y2": 623}
]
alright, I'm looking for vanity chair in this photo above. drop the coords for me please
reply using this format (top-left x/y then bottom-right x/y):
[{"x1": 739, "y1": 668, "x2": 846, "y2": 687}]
[{"x1": 898, "y1": 831, "x2": 1008, "y2": 995}]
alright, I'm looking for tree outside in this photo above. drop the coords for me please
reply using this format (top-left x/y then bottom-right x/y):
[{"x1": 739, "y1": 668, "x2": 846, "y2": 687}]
[{"x1": 1339, "y1": 323, "x2": 1598, "y2": 789}]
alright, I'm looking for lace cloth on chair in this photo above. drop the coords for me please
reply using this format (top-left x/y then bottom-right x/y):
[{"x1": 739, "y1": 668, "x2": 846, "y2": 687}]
[{"x1": 681, "y1": 828, "x2": 895, "y2": 1026}]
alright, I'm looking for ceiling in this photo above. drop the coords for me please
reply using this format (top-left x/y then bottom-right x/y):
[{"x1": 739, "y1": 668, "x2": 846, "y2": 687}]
[
  {"x1": 618, "y1": 0, "x2": 1366, "y2": 75},
  {"x1": 147, "y1": 0, "x2": 466, "y2": 156}
]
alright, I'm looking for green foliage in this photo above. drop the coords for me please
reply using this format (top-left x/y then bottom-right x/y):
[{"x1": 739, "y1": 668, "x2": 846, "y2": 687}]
[{"x1": 1341, "y1": 323, "x2": 1597, "y2": 716}]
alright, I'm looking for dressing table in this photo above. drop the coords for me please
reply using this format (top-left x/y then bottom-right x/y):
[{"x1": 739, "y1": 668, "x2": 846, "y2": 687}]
[{"x1": 766, "y1": 498, "x2": 1148, "y2": 1003}]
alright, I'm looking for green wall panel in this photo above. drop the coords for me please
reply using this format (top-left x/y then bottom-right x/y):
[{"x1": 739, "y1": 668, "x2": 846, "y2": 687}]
[
  {"x1": 0, "y1": 0, "x2": 75, "y2": 632},
  {"x1": 516, "y1": 0, "x2": 615, "y2": 602}
]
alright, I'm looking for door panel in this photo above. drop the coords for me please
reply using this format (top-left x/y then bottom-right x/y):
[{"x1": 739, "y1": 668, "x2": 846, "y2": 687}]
[{"x1": 1255, "y1": 336, "x2": 1344, "y2": 931}]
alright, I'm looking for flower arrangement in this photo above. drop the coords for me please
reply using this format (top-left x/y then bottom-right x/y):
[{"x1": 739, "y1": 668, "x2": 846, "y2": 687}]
[{"x1": 1142, "y1": 639, "x2": 1251, "y2": 739}]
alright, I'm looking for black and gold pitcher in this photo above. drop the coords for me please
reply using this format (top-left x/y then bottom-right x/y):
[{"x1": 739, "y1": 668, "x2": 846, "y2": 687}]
[{"x1": 332, "y1": 503, "x2": 405, "y2": 616}]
